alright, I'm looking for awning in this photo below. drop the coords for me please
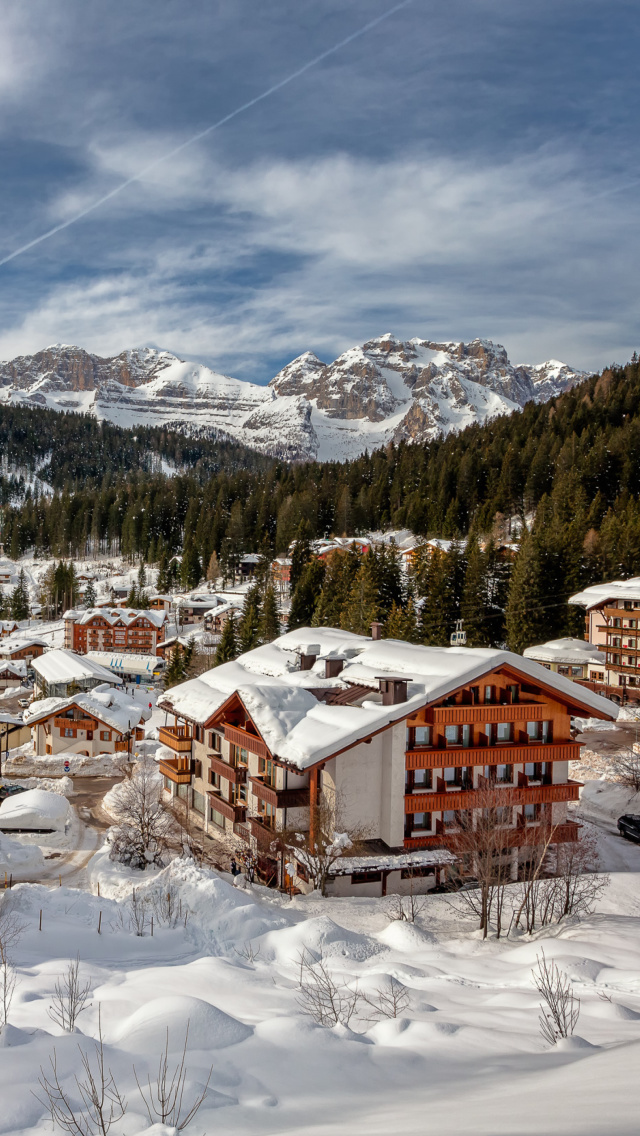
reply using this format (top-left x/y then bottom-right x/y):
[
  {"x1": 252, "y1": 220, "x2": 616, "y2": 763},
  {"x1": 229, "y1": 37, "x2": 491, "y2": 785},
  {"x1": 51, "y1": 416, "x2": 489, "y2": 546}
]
[{"x1": 85, "y1": 652, "x2": 164, "y2": 677}]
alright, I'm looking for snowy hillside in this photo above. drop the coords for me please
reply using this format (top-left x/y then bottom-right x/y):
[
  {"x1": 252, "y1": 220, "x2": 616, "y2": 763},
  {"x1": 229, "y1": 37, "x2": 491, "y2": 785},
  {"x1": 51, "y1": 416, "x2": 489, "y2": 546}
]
[{"x1": 0, "y1": 336, "x2": 588, "y2": 462}]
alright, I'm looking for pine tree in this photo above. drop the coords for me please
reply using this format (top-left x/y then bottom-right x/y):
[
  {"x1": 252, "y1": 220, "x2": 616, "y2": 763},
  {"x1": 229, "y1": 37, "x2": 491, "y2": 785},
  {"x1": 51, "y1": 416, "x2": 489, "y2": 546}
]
[
  {"x1": 312, "y1": 549, "x2": 360, "y2": 627},
  {"x1": 180, "y1": 541, "x2": 202, "y2": 590},
  {"x1": 289, "y1": 559, "x2": 326, "y2": 629},
  {"x1": 10, "y1": 568, "x2": 30, "y2": 621},
  {"x1": 164, "y1": 646, "x2": 186, "y2": 688},
  {"x1": 84, "y1": 579, "x2": 97, "y2": 608},
  {"x1": 417, "y1": 551, "x2": 455, "y2": 645},
  {"x1": 505, "y1": 529, "x2": 553, "y2": 653},
  {"x1": 237, "y1": 584, "x2": 262, "y2": 653},
  {"x1": 259, "y1": 584, "x2": 280, "y2": 643},
  {"x1": 157, "y1": 551, "x2": 171, "y2": 594},
  {"x1": 215, "y1": 614, "x2": 238, "y2": 665},
  {"x1": 460, "y1": 539, "x2": 492, "y2": 647},
  {"x1": 137, "y1": 562, "x2": 147, "y2": 589},
  {"x1": 384, "y1": 599, "x2": 419, "y2": 642},
  {"x1": 290, "y1": 519, "x2": 312, "y2": 593},
  {"x1": 340, "y1": 558, "x2": 380, "y2": 635}
]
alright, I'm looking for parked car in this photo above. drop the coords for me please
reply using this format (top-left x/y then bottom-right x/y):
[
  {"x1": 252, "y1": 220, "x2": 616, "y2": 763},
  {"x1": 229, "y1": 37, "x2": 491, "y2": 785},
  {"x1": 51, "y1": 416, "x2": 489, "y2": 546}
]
[
  {"x1": 18, "y1": 699, "x2": 30, "y2": 708},
  {"x1": 0, "y1": 784, "x2": 28, "y2": 803},
  {"x1": 618, "y1": 814, "x2": 640, "y2": 842}
]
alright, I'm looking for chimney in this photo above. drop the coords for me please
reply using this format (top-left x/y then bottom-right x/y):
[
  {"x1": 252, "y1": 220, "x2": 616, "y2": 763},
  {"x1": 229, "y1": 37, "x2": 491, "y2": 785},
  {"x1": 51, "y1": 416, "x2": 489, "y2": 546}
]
[
  {"x1": 298, "y1": 643, "x2": 320, "y2": 671},
  {"x1": 370, "y1": 622, "x2": 382, "y2": 641},
  {"x1": 325, "y1": 657, "x2": 344, "y2": 678},
  {"x1": 378, "y1": 677, "x2": 408, "y2": 705}
]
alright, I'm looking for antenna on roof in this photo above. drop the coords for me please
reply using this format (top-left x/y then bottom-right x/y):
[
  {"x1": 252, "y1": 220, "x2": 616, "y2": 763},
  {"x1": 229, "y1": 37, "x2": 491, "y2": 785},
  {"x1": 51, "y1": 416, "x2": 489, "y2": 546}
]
[{"x1": 450, "y1": 619, "x2": 466, "y2": 647}]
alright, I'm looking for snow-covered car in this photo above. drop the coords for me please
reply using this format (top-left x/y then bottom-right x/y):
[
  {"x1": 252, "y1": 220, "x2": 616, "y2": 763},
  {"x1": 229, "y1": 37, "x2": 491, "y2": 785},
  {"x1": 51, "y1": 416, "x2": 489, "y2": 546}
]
[
  {"x1": 0, "y1": 784, "x2": 28, "y2": 803},
  {"x1": 0, "y1": 788, "x2": 70, "y2": 833},
  {"x1": 618, "y1": 814, "x2": 640, "y2": 842}
]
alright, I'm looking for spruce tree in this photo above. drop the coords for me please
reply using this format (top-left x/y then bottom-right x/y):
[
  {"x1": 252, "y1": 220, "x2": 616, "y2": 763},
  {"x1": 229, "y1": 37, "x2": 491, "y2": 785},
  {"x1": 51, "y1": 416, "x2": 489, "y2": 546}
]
[
  {"x1": 10, "y1": 568, "x2": 30, "y2": 621},
  {"x1": 237, "y1": 583, "x2": 262, "y2": 653},
  {"x1": 312, "y1": 549, "x2": 360, "y2": 627},
  {"x1": 259, "y1": 584, "x2": 280, "y2": 643},
  {"x1": 461, "y1": 539, "x2": 491, "y2": 646},
  {"x1": 84, "y1": 579, "x2": 97, "y2": 608},
  {"x1": 290, "y1": 519, "x2": 312, "y2": 593},
  {"x1": 215, "y1": 614, "x2": 238, "y2": 665},
  {"x1": 505, "y1": 529, "x2": 552, "y2": 653},
  {"x1": 289, "y1": 559, "x2": 326, "y2": 629},
  {"x1": 180, "y1": 541, "x2": 202, "y2": 590},
  {"x1": 340, "y1": 558, "x2": 379, "y2": 635},
  {"x1": 417, "y1": 551, "x2": 455, "y2": 645},
  {"x1": 384, "y1": 599, "x2": 419, "y2": 642}
]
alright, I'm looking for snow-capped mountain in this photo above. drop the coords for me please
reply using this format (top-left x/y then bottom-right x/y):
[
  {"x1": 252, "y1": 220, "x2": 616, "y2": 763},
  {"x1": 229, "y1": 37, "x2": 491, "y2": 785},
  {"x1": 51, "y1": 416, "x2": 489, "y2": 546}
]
[{"x1": 0, "y1": 336, "x2": 588, "y2": 461}]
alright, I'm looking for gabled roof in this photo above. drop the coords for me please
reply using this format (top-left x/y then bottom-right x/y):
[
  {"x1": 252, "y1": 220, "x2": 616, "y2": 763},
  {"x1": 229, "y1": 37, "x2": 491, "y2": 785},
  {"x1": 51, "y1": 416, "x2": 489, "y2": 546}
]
[
  {"x1": 570, "y1": 578, "x2": 640, "y2": 609},
  {"x1": 31, "y1": 648, "x2": 122, "y2": 686},
  {"x1": 158, "y1": 627, "x2": 616, "y2": 770},
  {"x1": 24, "y1": 683, "x2": 143, "y2": 733},
  {"x1": 0, "y1": 634, "x2": 48, "y2": 655}
]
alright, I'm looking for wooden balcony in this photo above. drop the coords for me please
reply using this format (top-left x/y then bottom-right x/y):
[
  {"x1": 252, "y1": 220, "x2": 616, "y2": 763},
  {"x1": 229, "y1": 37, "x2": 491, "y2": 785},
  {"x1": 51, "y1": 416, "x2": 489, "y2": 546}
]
[
  {"x1": 207, "y1": 792, "x2": 246, "y2": 823},
  {"x1": 249, "y1": 777, "x2": 310, "y2": 809},
  {"x1": 405, "y1": 781, "x2": 581, "y2": 814},
  {"x1": 54, "y1": 717, "x2": 96, "y2": 731},
  {"x1": 406, "y1": 741, "x2": 580, "y2": 770},
  {"x1": 159, "y1": 725, "x2": 192, "y2": 753},
  {"x1": 233, "y1": 821, "x2": 252, "y2": 843},
  {"x1": 209, "y1": 754, "x2": 247, "y2": 784},
  {"x1": 223, "y1": 723, "x2": 268, "y2": 759},
  {"x1": 249, "y1": 815, "x2": 282, "y2": 850},
  {"x1": 430, "y1": 704, "x2": 544, "y2": 725},
  {"x1": 404, "y1": 820, "x2": 581, "y2": 851},
  {"x1": 159, "y1": 756, "x2": 192, "y2": 784},
  {"x1": 114, "y1": 740, "x2": 130, "y2": 753}
]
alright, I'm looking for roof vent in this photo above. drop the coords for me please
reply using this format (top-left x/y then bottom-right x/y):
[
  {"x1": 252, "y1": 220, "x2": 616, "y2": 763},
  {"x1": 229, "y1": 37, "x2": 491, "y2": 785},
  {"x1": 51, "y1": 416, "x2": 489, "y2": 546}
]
[
  {"x1": 370, "y1": 622, "x2": 382, "y2": 641},
  {"x1": 325, "y1": 657, "x2": 344, "y2": 678},
  {"x1": 377, "y1": 677, "x2": 408, "y2": 705}
]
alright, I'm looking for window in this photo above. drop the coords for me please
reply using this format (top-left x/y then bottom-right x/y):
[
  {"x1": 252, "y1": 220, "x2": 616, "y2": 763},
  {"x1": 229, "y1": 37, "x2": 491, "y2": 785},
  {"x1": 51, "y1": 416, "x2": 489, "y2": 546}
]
[
  {"x1": 412, "y1": 725, "x2": 431, "y2": 747},
  {"x1": 496, "y1": 764, "x2": 513, "y2": 783},
  {"x1": 524, "y1": 802, "x2": 539, "y2": 820},
  {"x1": 209, "y1": 732, "x2": 222, "y2": 752},
  {"x1": 484, "y1": 723, "x2": 494, "y2": 744},
  {"x1": 193, "y1": 760, "x2": 202, "y2": 779},
  {"x1": 100, "y1": 731, "x2": 110, "y2": 742},
  {"x1": 210, "y1": 807, "x2": 225, "y2": 828},
  {"x1": 443, "y1": 766, "x2": 457, "y2": 782},
  {"x1": 495, "y1": 806, "x2": 512, "y2": 825},
  {"x1": 192, "y1": 790, "x2": 205, "y2": 814},
  {"x1": 496, "y1": 722, "x2": 512, "y2": 742},
  {"x1": 86, "y1": 730, "x2": 93, "y2": 741},
  {"x1": 64, "y1": 728, "x2": 74, "y2": 737},
  {"x1": 524, "y1": 762, "x2": 535, "y2": 777},
  {"x1": 541, "y1": 720, "x2": 551, "y2": 743},
  {"x1": 352, "y1": 870, "x2": 382, "y2": 884},
  {"x1": 209, "y1": 770, "x2": 220, "y2": 788},
  {"x1": 411, "y1": 812, "x2": 431, "y2": 831},
  {"x1": 401, "y1": 866, "x2": 434, "y2": 879},
  {"x1": 508, "y1": 684, "x2": 519, "y2": 703},
  {"x1": 462, "y1": 724, "x2": 472, "y2": 747},
  {"x1": 484, "y1": 685, "x2": 494, "y2": 703},
  {"x1": 443, "y1": 810, "x2": 457, "y2": 827},
  {"x1": 258, "y1": 800, "x2": 276, "y2": 827},
  {"x1": 412, "y1": 768, "x2": 432, "y2": 789},
  {"x1": 526, "y1": 721, "x2": 539, "y2": 741},
  {"x1": 445, "y1": 724, "x2": 459, "y2": 745}
]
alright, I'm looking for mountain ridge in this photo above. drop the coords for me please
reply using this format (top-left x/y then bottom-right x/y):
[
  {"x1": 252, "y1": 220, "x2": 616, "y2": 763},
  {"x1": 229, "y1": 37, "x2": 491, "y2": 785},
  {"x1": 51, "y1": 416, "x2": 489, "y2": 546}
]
[{"x1": 0, "y1": 335, "x2": 589, "y2": 461}]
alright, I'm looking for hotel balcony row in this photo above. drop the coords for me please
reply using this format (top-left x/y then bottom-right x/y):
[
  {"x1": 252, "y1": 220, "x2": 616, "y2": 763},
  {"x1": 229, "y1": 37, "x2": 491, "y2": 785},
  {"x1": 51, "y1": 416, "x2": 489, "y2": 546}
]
[
  {"x1": 404, "y1": 780, "x2": 581, "y2": 815},
  {"x1": 405, "y1": 820, "x2": 581, "y2": 851},
  {"x1": 405, "y1": 740, "x2": 580, "y2": 769}
]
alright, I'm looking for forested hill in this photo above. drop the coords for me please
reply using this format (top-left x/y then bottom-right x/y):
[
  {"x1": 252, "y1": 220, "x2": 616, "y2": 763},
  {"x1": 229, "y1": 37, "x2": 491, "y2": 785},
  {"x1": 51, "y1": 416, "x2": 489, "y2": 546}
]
[
  {"x1": 0, "y1": 402, "x2": 272, "y2": 490},
  {"x1": 3, "y1": 357, "x2": 640, "y2": 648}
]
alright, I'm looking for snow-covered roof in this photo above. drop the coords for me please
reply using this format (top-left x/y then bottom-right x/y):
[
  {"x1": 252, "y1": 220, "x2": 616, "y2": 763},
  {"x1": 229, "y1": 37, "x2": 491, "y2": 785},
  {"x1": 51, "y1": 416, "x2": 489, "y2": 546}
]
[
  {"x1": 523, "y1": 638, "x2": 605, "y2": 666},
  {"x1": 24, "y1": 683, "x2": 143, "y2": 733},
  {"x1": 326, "y1": 849, "x2": 456, "y2": 875},
  {"x1": 0, "y1": 634, "x2": 48, "y2": 655},
  {"x1": 0, "y1": 660, "x2": 26, "y2": 676},
  {"x1": 31, "y1": 648, "x2": 122, "y2": 686},
  {"x1": 85, "y1": 651, "x2": 164, "y2": 676},
  {"x1": 569, "y1": 578, "x2": 640, "y2": 609},
  {"x1": 63, "y1": 607, "x2": 167, "y2": 628},
  {"x1": 158, "y1": 627, "x2": 616, "y2": 770}
]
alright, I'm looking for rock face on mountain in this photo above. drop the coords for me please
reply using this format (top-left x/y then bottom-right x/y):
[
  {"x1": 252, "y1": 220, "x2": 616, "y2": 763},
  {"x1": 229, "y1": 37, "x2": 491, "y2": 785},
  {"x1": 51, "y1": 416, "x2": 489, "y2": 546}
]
[{"x1": 0, "y1": 335, "x2": 589, "y2": 461}]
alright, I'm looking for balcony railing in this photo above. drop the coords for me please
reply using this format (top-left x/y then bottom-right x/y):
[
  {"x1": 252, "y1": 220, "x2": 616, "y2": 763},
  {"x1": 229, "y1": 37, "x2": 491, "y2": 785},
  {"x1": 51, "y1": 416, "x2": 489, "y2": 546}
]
[
  {"x1": 430, "y1": 704, "x2": 545, "y2": 725},
  {"x1": 223, "y1": 723, "x2": 268, "y2": 759},
  {"x1": 404, "y1": 820, "x2": 581, "y2": 851},
  {"x1": 159, "y1": 725, "x2": 192, "y2": 753},
  {"x1": 207, "y1": 792, "x2": 246, "y2": 823},
  {"x1": 405, "y1": 781, "x2": 581, "y2": 814},
  {"x1": 406, "y1": 741, "x2": 580, "y2": 770},
  {"x1": 209, "y1": 754, "x2": 247, "y2": 784},
  {"x1": 249, "y1": 815, "x2": 282, "y2": 850},
  {"x1": 54, "y1": 717, "x2": 96, "y2": 731},
  {"x1": 159, "y1": 757, "x2": 192, "y2": 784},
  {"x1": 249, "y1": 777, "x2": 310, "y2": 809}
]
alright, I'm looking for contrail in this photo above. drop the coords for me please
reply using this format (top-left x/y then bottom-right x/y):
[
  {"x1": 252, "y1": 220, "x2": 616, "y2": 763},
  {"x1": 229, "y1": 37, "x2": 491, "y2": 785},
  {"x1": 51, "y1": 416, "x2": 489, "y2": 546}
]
[{"x1": 0, "y1": 0, "x2": 415, "y2": 269}]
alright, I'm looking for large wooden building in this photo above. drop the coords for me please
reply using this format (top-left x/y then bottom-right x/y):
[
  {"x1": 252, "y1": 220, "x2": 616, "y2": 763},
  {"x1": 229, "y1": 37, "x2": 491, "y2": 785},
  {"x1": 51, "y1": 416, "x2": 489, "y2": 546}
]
[
  {"x1": 157, "y1": 627, "x2": 614, "y2": 896},
  {"x1": 63, "y1": 607, "x2": 167, "y2": 657},
  {"x1": 25, "y1": 685, "x2": 145, "y2": 759},
  {"x1": 570, "y1": 578, "x2": 640, "y2": 699}
]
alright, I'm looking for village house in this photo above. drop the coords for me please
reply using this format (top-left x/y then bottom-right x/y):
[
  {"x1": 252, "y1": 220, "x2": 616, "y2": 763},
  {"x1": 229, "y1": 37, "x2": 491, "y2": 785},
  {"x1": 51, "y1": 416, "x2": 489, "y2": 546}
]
[
  {"x1": 0, "y1": 660, "x2": 27, "y2": 690},
  {"x1": 63, "y1": 607, "x2": 167, "y2": 656},
  {"x1": 271, "y1": 558, "x2": 292, "y2": 596},
  {"x1": 175, "y1": 593, "x2": 224, "y2": 626},
  {"x1": 24, "y1": 684, "x2": 145, "y2": 759},
  {"x1": 523, "y1": 638, "x2": 605, "y2": 681},
  {"x1": 569, "y1": 578, "x2": 640, "y2": 699},
  {"x1": 157, "y1": 625, "x2": 614, "y2": 897},
  {"x1": 149, "y1": 594, "x2": 173, "y2": 612},
  {"x1": 0, "y1": 620, "x2": 19, "y2": 638},
  {"x1": 31, "y1": 648, "x2": 122, "y2": 699},
  {"x1": 0, "y1": 634, "x2": 48, "y2": 666}
]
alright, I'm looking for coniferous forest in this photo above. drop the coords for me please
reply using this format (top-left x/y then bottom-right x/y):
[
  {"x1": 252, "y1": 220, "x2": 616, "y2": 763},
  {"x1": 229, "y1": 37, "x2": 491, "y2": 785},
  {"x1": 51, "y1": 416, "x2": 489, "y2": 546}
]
[{"x1": 3, "y1": 356, "x2": 640, "y2": 652}]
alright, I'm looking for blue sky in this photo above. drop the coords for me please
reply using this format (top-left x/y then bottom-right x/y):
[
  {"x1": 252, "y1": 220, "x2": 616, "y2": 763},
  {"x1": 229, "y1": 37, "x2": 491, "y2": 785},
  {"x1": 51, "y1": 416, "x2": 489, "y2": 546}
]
[{"x1": 0, "y1": 0, "x2": 637, "y2": 380}]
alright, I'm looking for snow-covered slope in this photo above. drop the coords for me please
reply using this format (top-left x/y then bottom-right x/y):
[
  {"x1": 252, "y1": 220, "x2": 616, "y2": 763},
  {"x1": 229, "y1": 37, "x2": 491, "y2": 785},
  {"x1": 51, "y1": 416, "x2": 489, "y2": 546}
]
[{"x1": 0, "y1": 336, "x2": 589, "y2": 461}]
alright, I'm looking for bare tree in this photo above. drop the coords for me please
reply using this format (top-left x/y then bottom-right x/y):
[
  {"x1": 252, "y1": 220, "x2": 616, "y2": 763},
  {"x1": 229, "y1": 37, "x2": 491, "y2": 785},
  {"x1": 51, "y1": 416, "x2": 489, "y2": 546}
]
[
  {"x1": 510, "y1": 825, "x2": 557, "y2": 935},
  {"x1": 552, "y1": 829, "x2": 609, "y2": 918},
  {"x1": 386, "y1": 869, "x2": 427, "y2": 923},
  {"x1": 362, "y1": 976, "x2": 410, "y2": 1020},
  {"x1": 36, "y1": 1009, "x2": 127, "y2": 1136},
  {"x1": 151, "y1": 882, "x2": 184, "y2": 928},
  {"x1": 129, "y1": 888, "x2": 148, "y2": 936},
  {"x1": 48, "y1": 955, "x2": 92, "y2": 1032},
  {"x1": 533, "y1": 951, "x2": 580, "y2": 1046},
  {"x1": 109, "y1": 757, "x2": 176, "y2": 870},
  {"x1": 134, "y1": 1025, "x2": 212, "y2": 1131},
  {"x1": 282, "y1": 797, "x2": 367, "y2": 897},
  {"x1": 610, "y1": 745, "x2": 640, "y2": 792},
  {"x1": 297, "y1": 948, "x2": 361, "y2": 1027},
  {"x1": 0, "y1": 900, "x2": 23, "y2": 1031},
  {"x1": 448, "y1": 795, "x2": 515, "y2": 939}
]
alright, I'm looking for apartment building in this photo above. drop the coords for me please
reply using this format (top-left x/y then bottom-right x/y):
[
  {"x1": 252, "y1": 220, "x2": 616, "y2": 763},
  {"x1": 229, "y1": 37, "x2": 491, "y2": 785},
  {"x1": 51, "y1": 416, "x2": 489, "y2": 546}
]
[
  {"x1": 157, "y1": 626, "x2": 614, "y2": 896},
  {"x1": 570, "y1": 578, "x2": 640, "y2": 697},
  {"x1": 63, "y1": 607, "x2": 167, "y2": 656},
  {"x1": 523, "y1": 637, "x2": 605, "y2": 680}
]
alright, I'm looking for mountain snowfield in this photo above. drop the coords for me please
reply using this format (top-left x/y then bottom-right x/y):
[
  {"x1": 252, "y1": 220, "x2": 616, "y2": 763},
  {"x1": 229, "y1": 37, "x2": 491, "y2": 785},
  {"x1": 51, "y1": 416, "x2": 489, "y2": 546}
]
[{"x1": 0, "y1": 336, "x2": 588, "y2": 461}]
